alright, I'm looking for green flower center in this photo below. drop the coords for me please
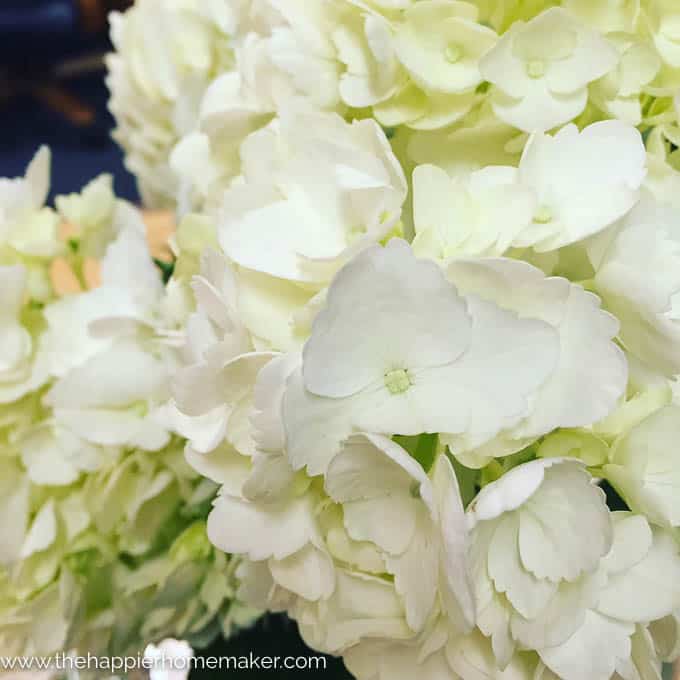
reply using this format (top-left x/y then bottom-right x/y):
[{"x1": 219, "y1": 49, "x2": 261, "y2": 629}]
[
  {"x1": 526, "y1": 60, "x2": 546, "y2": 78},
  {"x1": 533, "y1": 205, "x2": 553, "y2": 224},
  {"x1": 384, "y1": 368, "x2": 412, "y2": 395},
  {"x1": 445, "y1": 44, "x2": 463, "y2": 63}
]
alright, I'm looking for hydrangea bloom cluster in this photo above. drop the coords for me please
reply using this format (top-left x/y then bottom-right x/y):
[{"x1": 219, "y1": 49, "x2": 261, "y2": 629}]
[
  {"x1": 131, "y1": 62, "x2": 680, "y2": 680},
  {"x1": 22, "y1": 0, "x2": 680, "y2": 677},
  {"x1": 108, "y1": 0, "x2": 680, "y2": 215},
  {"x1": 0, "y1": 151, "x2": 255, "y2": 658},
  {"x1": 138, "y1": 70, "x2": 680, "y2": 673}
]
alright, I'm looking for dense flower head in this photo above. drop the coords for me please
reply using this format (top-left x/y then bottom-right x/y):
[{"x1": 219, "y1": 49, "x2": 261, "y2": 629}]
[
  {"x1": 51, "y1": 0, "x2": 680, "y2": 676},
  {"x1": 109, "y1": 0, "x2": 680, "y2": 214}
]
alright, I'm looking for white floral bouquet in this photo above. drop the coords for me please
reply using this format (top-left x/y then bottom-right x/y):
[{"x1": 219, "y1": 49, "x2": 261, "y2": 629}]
[{"x1": 5, "y1": 0, "x2": 680, "y2": 678}]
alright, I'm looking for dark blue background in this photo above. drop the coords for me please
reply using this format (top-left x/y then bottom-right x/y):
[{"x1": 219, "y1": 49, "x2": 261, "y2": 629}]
[{"x1": 0, "y1": 73, "x2": 139, "y2": 203}]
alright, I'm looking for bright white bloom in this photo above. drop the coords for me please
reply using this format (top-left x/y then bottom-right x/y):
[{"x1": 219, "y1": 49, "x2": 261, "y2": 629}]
[
  {"x1": 189, "y1": 349, "x2": 474, "y2": 655},
  {"x1": 393, "y1": 1, "x2": 498, "y2": 95},
  {"x1": 445, "y1": 257, "x2": 626, "y2": 452},
  {"x1": 480, "y1": 7, "x2": 619, "y2": 132},
  {"x1": 41, "y1": 221, "x2": 182, "y2": 451},
  {"x1": 512, "y1": 121, "x2": 646, "y2": 251},
  {"x1": 168, "y1": 80, "x2": 265, "y2": 214},
  {"x1": 413, "y1": 120, "x2": 646, "y2": 259},
  {"x1": 539, "y1": 512, "x2": 680, "y2": 680},
  {"x1": 468, "y1": 458, "x2": 680, "y2": 678},
  {"x1": 468, "y1": 458, "x2": 613, "y2": 668},
  {"x1": 219, "y1": 109, "x2": 407, "y2": 286},
  {"x1": 412, "y1": 163, "x2": 535, "y2": 259},
  {"x1": 169, "y1": 249, "x2": 276, "y2": 454},
  {"x1": 41, "y1": 218, "x2": 173, "y2": 382},
  {"x1": 237, "y1": 0, "x2": 343, "y2": 112},
  {"x1": 325, "y1": 436, "x2": 474, "y2": 633},
  {"x1": 284, "y1": 238, "x2": 559, "y2": 475}
]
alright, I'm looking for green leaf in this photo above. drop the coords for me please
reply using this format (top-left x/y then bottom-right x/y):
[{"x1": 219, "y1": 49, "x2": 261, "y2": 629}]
[{"x1": 153, "y1": 257, "x2": 176, "y2": 285}]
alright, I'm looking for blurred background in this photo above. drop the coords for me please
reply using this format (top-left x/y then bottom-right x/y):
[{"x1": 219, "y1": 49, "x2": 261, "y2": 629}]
[{"x1": 0, "y1": 0, "x2": 138, "y2": 202}]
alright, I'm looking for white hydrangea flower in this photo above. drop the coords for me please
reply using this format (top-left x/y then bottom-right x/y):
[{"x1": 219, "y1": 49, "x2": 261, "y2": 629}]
[
  {"x1": 0, "y1": 147, "x2": 59, "y2": 260},
  {"x1": 44, "y1": 210, "x2": 184, "y2": 380},
  {"x1": 283, "y1": 238, "x2": 559, "y2": 475},
  {"x1": 511, "y1": 121, "x2": 646, "y2": 251},
  {"x1": 218, "y1": 109, "x2": 407, "y2": 286},
  {"x1": 412, "y1": 120, "x2": 646, "y2": 259},
  {"x1": 539, "y1": 512, "x2": 680, "y2": 680},
  {"x1": 393, "y1": 1, "x2": 498, "y2": 95},
  {"x1": 237, "y1": 0, "x2": 343, "y2": 112},
  {"x1": 168, "y1": 248, "x2": 283, "y2": 455},
  {"x1": 187, "y1": 348, "x2": 474, "y2": 656},
  {"x1": 412, "y1": 163, "x2": 535, "y2": 259},
  {"x1": 479, "y1": 7, "x2": 619, "y2": 132},
  {"x1": 468, "y1": 458, "x2": 680, "y2": 679},
  {"x1": 444, "y1": 257, "x2": 627, "y2": 458},
  {"x1": 324, "y1": 435, "x2": 474, "y2": 633},
  {"x1": 375, "y1": 83, "x2": 478, "y2": 131}
]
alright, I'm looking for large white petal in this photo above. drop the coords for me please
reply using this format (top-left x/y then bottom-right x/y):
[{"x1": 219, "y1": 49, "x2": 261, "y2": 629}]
[
  {"x1": 539, "y1": 611, "x2": 634, "y2": 680},
  {"x1": 269, "y1": 543, "x2": 335, "y2": 601},
  {"x1": 598, "y1": 524, "x2": 680, "y2": 623},
  {"x1": 518, "y1": 462, "x2": 612, "y2": 581},
  {"x1": 303, "y1": 239, "x2": 471, "y2": 399},
  {"x1": 447, "y1": 257, "x2": 626, "y2": 437},
  {"x1": 325, "y1": 433, "x2": 431, "y2": 504},
  {"x1": 207, "y1": 491, "x2": 320, "y2": 562}
]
